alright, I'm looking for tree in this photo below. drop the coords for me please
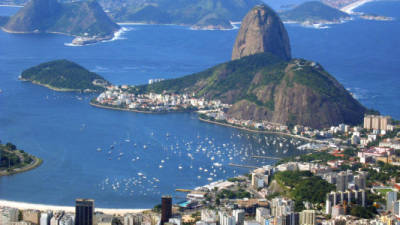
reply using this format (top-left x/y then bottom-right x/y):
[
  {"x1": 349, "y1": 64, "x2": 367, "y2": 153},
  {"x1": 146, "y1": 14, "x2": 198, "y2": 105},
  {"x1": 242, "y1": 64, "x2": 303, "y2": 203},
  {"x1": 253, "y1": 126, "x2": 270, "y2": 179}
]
[
  {"x1": 5, "y1": 142, "x2": 16, "y2": 151},
  {"x1": 350, "y1": 205, "x2": 374, "y2": 219},
  {"x1": 153, "y1": 204, "x2": 161, "y2": 212}
]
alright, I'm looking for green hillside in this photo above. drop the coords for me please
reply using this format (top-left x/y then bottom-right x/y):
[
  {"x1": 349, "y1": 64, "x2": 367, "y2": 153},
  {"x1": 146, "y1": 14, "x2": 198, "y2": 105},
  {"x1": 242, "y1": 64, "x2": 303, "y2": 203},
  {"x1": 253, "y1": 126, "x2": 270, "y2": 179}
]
[
  {"x1": 21, "y1": 60, "x2": 109, "y2": 91},
  {"x1": 130, "y1": 53, "x2": 366, "y2": 128}
]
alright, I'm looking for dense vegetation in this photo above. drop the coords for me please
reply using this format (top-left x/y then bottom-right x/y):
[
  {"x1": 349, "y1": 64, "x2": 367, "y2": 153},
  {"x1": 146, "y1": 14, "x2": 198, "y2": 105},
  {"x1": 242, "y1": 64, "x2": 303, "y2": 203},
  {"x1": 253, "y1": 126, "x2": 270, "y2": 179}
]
[
  {"x1": 21, "y1": 60, "x2": 109, "y2": 91},
  {"x1": 216, "y1": 189, "x2": 251, "y2": 199},
  {"x1": 131, "y1": 53, "x2": 286, "y2": 101},
  {"x1": 363, "y1": 161, "x2": 400, "y2": 185},
  {"x1": 280, "y1": 1, "x2": 350, "y2": 23},
  {"x1": 273, "y1": 171, "x2": 336, "y2": 211},
  {"x1": 277, "y1": 151, "x2": 339, "y2": 164},
  {"x1": 0, "y1": 141, "x2": 34, "y2": 171}
]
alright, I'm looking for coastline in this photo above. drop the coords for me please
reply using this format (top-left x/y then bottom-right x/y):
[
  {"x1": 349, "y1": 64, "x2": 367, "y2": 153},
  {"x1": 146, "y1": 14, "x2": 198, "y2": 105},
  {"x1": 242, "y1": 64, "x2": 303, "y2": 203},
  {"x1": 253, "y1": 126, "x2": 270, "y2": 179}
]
[
  {"x1": 20, "y1": 78, "x2": 83, "y2": 92},
  {"x1": 117, "y1": 21, "x2": 238, "y2": 31},
  {"x1": 0, "y1": 200, "x2": 147, "y2": 215},
  {"x1": 0, "y1": 156, "x2": 42, "y2": 177},
  {"x1": 1, "y1": 27, "x2": 117, "y2": 46},
  {"x1": 20, "y1": 77, "x2": 103, "y2": 92},
  {"x1": 198, "y1": 117, "x2": 328, "y2": 144},
  {"x1": 90, "y1": 101, "x2": 191, "y2": 114}
]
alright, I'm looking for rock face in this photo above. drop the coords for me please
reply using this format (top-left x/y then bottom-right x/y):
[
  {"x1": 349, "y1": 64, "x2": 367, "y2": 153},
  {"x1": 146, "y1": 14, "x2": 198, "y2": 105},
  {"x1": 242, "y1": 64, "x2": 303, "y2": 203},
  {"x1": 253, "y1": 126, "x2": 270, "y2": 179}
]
[
  {"x1": 232, "y1": 4, "x2": 291, "y2": 61},
  {"x1": 225, "y1": 58, "x2": 366, "y2": 129},
  {"x1": 3, "y1": 0, "x2": 120, "y2": 38},
  {"x1": 4, "y1": 0, "x2": 61, "y2": 32}
]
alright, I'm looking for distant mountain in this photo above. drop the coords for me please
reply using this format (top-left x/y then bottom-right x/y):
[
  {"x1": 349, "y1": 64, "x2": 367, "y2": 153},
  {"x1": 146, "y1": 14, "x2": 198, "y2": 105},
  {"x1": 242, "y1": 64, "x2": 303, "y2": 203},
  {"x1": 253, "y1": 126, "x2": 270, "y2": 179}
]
[
  {"x1": 2, "y1": 0, "x2": 120, "y2": 43},
  {"x1": 280, "y1": 1, "x2": 350, "y2": 24},
  {"x1": 1, "y1": 0, "x2": 265, "y2": 29},
  {"x1": 100, "y1": 0, "x2": 263, "y2": 29},
  {"x1": 20, "y1": 60, "x2": 109, "y2": 92},
  {"x1": 129, "y1": 4, "x2": 365, "y2": 128},
  {"x1": 232, "y1": 4, "x2": 291, "y2": 61}
]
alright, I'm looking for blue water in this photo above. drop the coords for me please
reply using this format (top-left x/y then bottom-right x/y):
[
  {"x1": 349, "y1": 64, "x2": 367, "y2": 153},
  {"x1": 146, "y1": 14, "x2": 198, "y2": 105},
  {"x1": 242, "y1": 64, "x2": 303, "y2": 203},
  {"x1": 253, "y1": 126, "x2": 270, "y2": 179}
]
[{"x1": 0, "y1": 1, "x2": 399, "y2": 208}]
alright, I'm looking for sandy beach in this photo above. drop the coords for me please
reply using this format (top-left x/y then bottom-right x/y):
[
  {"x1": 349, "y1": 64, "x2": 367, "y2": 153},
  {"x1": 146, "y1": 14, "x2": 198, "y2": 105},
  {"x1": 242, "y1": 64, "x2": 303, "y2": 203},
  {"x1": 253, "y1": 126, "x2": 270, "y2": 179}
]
[
  {"x1": 0, "y1": 200, "x2": 148, "y2": 215},
  {"x1": 341, "y1": 0, "x2": 376, "y2": 14}
]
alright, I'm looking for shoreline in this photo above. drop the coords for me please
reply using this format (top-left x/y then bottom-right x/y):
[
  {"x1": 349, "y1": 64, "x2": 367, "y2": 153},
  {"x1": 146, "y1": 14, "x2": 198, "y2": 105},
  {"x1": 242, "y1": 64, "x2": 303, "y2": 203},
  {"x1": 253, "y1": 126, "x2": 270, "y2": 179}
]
[
  {"x1": 198, "y1": 117, "x2": 328, "y2": 143},
  {"x1": 1, "y1": 27, "x2": 117, "y2": 46},
  {"x1": 0, "y1": 200, "x2": 147, "y2": 215},
  {"x1": 90, "y1": 101, "x2": 192, "y2": 114},
  {"x1": 20, "y1": 79, "x2": 83, "y2": 92},
  {"x1": 0, "y1": 156, "x2": 42, "y2": 177},
  {"x1": 20, "y1": 77, "x2": 101, "y2": 92},
  {"x1": 117, "y1": 21, "x2": 238, "y2": 31}
]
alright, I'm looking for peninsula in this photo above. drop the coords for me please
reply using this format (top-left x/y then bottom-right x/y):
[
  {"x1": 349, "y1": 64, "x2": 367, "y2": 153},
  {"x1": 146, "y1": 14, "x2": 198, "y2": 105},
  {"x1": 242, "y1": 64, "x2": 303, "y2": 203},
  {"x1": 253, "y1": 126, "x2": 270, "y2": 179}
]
[
  {"x1": 20, "y1": 60, "x2": 110, "y2": 92},
  {"x1": 280, "y1": 1, "x2": 351, "y2": 26},
  {"x1": 1, "y1": 0, "x2": 121, "y2": 45},
  {"x1": 0, "y1": 141, "x2": 42, "y2": 176},
  {"x1": 91, "y1": 4, "x2": 366, "y2": 129}
]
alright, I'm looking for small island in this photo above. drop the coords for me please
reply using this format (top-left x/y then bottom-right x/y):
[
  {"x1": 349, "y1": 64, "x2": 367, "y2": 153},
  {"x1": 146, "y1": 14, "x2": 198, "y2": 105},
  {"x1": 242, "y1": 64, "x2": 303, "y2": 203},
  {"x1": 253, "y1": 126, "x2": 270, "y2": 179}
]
[
  {"x1": 20, "y1": 60, "x2": 110, "y2": 92},
  {"x1": 359, "y1": 13, "x2": 394, "y2": 21},
  {"x1": 0, "y1": 141, "x2": 42, "y2": 176},
  {"x1": 280, "y1": 1, "x2": 351, "y2": 27}
]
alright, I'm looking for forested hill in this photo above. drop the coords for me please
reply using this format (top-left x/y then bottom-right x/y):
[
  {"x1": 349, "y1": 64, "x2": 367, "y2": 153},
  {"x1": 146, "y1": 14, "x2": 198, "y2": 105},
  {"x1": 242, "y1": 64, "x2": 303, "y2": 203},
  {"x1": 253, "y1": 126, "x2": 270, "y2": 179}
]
[{"x1": 20, "y1": 60, "x2": 109, "y2": 92}]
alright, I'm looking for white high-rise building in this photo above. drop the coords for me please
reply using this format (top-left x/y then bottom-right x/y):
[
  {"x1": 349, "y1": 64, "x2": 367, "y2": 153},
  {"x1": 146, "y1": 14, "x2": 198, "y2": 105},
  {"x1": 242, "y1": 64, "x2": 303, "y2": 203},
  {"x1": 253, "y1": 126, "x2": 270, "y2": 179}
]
[
  {"x1": 256, "y1": 208, "x2": 270, "y2": 224},
  {"x1": 219, "y1": 212, "x2": 235, "y2": 225},
  {"x1": 201, "y1": 210, "x2": 217, "y2": 223},
  {"x1": 233, "y1": 209, "x2": 245, "y2": 225},
  {"x1": 325, "y1": 199, "x2": 332, "y2": 215},
  {"x1": 300, "y1": 210, "x2": 316, "y2": 225},
  {"x1": 386, "y1": 191, "x2": 398, "y2": 212},
  {"x1": 0, "y1": 207, "x2": 19, "y2": 224},
  {"x1": 40, "y1": 212, "x2": 53, "y2": 225}
]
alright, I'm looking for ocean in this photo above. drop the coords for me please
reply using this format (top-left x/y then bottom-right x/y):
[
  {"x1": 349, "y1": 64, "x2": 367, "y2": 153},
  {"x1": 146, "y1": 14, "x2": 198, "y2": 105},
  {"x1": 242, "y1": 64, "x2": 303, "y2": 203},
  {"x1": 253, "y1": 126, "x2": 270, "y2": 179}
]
[{"x1": 0, "y1": 1, "x2": 399, "y2": 208}]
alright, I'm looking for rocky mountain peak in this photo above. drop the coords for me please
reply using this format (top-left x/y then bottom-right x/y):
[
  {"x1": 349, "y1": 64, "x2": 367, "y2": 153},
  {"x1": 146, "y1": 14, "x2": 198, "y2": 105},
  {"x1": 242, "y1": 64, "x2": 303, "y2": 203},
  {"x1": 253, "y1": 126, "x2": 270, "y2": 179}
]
[{"x1": 232, "y1": 4, "x2": 291, "y2": 61}]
